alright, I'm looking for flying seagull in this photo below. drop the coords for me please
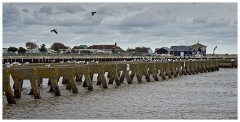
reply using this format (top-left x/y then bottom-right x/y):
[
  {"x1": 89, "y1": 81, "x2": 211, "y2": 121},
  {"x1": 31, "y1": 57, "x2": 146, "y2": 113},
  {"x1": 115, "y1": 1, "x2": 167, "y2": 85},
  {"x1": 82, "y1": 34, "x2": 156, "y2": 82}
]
[
  {"x1": 91, "y1": 11, "x2": 96, "y2": 16},
  {"x1": 51, "y1": 29, "x2": 58, "y2": 34}
]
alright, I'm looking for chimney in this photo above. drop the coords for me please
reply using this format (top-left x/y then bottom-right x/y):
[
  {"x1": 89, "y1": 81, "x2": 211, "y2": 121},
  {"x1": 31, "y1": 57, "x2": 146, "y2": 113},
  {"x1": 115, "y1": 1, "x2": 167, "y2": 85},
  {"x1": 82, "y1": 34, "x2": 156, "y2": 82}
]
[{"x1": 115, "y1": 42, "x2": 117, "y2": 46}]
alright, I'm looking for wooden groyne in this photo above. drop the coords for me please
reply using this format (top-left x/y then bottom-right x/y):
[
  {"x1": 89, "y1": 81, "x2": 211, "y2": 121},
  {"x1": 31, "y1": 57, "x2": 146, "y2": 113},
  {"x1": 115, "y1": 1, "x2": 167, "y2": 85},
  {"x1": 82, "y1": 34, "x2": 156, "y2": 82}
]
[
  {"x1": 2, "y1": 60, "x2": 221, "y2": 104},
  {"x1": 217, "y1": 59, "x2": 238, "y2": 68}
]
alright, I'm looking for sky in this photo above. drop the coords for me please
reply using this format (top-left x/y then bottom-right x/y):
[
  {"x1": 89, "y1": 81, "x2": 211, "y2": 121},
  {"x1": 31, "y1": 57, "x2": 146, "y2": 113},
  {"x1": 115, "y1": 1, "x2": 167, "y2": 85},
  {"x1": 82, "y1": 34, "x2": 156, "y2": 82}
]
[{"x1": 2, "y1": 2, "x2": 238, "y2": 54}]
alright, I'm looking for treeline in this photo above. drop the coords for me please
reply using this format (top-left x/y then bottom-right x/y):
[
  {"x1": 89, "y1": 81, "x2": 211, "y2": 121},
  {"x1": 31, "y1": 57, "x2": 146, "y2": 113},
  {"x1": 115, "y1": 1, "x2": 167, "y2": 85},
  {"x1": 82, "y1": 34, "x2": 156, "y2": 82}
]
[
  {"x1": 6, "y1": 42, "x2": 68, "y2": 54},
  {"x1": 6, "y1": 41, "x2": 150, "y2": 54}
]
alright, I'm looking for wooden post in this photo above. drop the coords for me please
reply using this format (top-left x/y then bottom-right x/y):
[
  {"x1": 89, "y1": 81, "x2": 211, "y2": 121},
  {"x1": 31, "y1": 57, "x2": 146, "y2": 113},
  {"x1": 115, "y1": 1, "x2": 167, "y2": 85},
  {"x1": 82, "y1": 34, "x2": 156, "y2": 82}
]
[
  {"x1": 49, "y1": 78, "x2": 61, "y2": 96},
  {"x1": 98, "y1": 73, "x2": 108, "y2": 88},
  {"x1": 3, "y1": 69, "x2": 16, "y2": 104},
  {"x1": 144, "y1": 71, "x2": 151, "y2": 82},
  {"x1": 75, "y1": 74, "x2": 82, "y2": 82},
  {"x1": 30, "y1": 77, "x2": 41, "y2": 99},
  {"x1": 136, "y1": 72, "x2": 143, "y2": 83},
  {"x1": 68, "y1": 76, "x2": 79, "y2": 93},
  {"x1": 114, "y1": 72, "x2": 121, "y2": 85},
  {"x1": 85, "y1": 74, "x2": 93, "y2": 91},
  {"x1": 13, "y1": 79, "x2": 22, "y2": 98}
]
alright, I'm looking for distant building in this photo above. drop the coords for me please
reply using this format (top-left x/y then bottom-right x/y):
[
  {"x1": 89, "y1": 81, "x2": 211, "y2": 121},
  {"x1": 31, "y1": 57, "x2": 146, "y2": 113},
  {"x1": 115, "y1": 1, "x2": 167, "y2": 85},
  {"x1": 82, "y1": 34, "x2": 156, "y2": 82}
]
[
  {"x1": 170, "y1": 46, "x2": 192, "y2": 56},
  {"x1": 145, "y1": 47, "x2": 155, "y2": 56},
  {"x1": 27, "y1": 49, "x2": 41, "y2": 54},
  {"x1": 2, "y1": 48, "x2": 8, "y2": 54},
  {"x1": 191, "y1": 42, "x2": 207, "y2": 56},
  {"x1": 88, "y1": 43, "x2": 124, "y2": 54},
  {"x1": 155, "y1": 47, "x2": 173, "y2": 54}
]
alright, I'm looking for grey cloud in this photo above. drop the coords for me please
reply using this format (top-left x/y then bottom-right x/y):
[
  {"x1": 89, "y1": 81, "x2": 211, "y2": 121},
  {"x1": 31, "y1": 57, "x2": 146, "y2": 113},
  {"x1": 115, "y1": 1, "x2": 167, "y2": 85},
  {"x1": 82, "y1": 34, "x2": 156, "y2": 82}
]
[
  {"x1": 56, "y1": 4, "x2": 85, "y2": 13},
  {"x1": 38, "y1": 6, "x2": 54, "y2": 14},
  {"x1": 22, "y1": 8, "x2": 29, "y2": 13},
  {"x1": 2, "y1": 3, "x2": 238, "y2": 54},
  {"x1": 3, "y1": 3, "x2": 20, "y2": 24}
]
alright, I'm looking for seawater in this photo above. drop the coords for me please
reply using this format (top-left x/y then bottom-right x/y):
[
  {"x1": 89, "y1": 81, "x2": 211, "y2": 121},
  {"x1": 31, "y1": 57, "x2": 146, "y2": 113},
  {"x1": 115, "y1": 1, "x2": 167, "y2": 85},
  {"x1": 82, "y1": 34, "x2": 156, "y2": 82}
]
[{"x1": 2, "y1": 68, "x2": 237, "y2": 119}]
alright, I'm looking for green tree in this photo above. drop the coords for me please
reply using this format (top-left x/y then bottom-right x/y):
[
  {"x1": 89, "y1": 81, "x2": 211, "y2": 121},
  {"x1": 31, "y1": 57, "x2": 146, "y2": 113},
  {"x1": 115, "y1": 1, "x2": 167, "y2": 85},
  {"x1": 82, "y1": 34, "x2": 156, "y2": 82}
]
[
  {"x1": 18, "y1": 47, "x2": 26, "y2": 54},
  {"x1": 50, "y1": 42, "x2": 68, "y2": 52},
  {"x1": 126, "y1": 48, "x2": 136, "y2": 51},
  {"x1": 39, "y1": 44, "x2": 47, "y2": 53},
  {"x1": 7, "y1": 47, "x2": 18, "y2": 53},
  {"x1": 135, "y1": 47, "x2": 148, "y2": 52},
  {"x1": 26, "y1": 42, "x2": 38, "y2": 49},
  {"x1": 80, "y1": 50, "x2": 92, "y2": 55}
]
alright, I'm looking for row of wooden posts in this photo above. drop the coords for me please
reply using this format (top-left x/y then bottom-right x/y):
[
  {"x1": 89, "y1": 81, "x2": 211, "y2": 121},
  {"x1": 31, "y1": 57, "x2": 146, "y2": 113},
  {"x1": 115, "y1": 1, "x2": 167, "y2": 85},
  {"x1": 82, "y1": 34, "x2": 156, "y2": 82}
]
[{"x1": 3, "y1": 60, "x2": 219, "y2": 104}]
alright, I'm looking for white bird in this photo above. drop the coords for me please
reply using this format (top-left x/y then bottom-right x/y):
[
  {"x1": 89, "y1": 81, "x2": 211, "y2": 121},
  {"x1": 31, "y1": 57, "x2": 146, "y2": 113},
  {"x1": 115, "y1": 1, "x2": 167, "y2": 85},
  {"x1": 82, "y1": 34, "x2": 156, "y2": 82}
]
[{"x1": 45, "y1": 64, "x2": 51, "y2": 67}]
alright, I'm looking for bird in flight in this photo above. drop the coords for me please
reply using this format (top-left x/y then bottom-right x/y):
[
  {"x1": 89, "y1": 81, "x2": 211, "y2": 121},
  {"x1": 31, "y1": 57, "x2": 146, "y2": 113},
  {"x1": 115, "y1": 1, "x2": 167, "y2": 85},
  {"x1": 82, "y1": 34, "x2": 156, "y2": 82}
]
[
  {"x1": 91, "y1": 11, "x2": 96, "y2": 16},
  {"x1": 51, "y1": 29, "x2": 58, "y2": 34}
]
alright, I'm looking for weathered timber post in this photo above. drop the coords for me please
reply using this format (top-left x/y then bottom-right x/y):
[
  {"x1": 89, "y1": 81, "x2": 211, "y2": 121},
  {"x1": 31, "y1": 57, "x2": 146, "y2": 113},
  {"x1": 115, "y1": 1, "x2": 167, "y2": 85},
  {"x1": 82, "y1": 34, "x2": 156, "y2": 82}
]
[
  {"x1": 30, "y1": 74, "x2": 41, "y2": 99},
  {"x1": 165, "y1": 62, "x2": 172, "y2": 78},
  {"x1": 84, "y1": 73, "x2": 93, "y2": 91},
  {"x1": 177, "y1": 61, "x2": 184, "y2": 76},
  {"x1": 75, "y1": 74, "x2": 82, "y2": 82},
  {"x1": 99, "y1": 73, "x2": 108, "y2": 88},
  {"x1": 13, "y1": 79, "x2": 22, "y2": 98},
  {"x1": 10, "y1": 68, "x2": 35, "y2": 98},
  {"x1": 185, "y1": 61, "x2": 192, "y2": 75},
  {"x1": 3, "y1": 68, "x2": 16, "y2": 104},
  {"x1": 54, "y1": 66, "x2": 79, "y2": 93},
  {"x1": 108, "y1": 72, "x2": 114, "y2": 84},
  {"x1": 202, "y1": 60, "x2": 207, "y2": 72},
  {"x1": 117, "y1": 63, "x2": 131, "y2": 84},
  {"x1": 147, "y1": 62, "x2": 158, "y2": 81},
  {"x1": 139, "y1": 62, "x2": 150, "y2": 82},
  {"x1": 190, "y1": 61, "x2": 196, "y2": 75},
  {"x1": 36, "y1": 67, "x2": 61, "y2": 96},
  {"x1": 160, "y1": 62, "x2": 166, "y2": 80},
  {"x1": 182, "y1": 61, "x2": 187, "y2": 75}
]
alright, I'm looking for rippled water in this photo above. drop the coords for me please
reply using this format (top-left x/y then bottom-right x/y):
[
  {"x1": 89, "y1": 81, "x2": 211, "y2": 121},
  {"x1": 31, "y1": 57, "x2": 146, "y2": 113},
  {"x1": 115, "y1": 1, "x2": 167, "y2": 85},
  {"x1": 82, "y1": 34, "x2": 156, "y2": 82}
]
[{"x1": 2, "y1": 68, "x2": 237, "y2": 119}]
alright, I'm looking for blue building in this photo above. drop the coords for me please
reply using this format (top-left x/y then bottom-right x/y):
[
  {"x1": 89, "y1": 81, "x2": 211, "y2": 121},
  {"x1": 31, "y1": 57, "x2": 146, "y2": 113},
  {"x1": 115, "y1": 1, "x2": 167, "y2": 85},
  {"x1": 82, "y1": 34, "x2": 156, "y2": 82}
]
[{"x1": 170, "y1": 46, "x2": 193, "y2": 56}]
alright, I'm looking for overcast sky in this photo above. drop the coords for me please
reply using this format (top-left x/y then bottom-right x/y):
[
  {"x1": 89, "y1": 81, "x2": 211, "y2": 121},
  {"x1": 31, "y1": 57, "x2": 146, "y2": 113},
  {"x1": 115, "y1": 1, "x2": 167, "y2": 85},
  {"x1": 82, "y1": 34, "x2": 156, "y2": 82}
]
[{"x1": 2, "y1": 2, "x2": 238, "y2": 54}]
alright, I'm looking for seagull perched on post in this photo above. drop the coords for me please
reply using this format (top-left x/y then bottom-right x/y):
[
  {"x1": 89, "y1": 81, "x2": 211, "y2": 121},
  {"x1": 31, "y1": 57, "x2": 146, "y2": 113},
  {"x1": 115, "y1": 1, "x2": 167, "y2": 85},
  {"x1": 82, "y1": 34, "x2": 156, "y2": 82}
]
[
  {"x1": 91, "y1": 11, "x2": 96, "y2": 16},
  {"x1": 51, "y1": 29, "x2": 58, "y2": 34}
]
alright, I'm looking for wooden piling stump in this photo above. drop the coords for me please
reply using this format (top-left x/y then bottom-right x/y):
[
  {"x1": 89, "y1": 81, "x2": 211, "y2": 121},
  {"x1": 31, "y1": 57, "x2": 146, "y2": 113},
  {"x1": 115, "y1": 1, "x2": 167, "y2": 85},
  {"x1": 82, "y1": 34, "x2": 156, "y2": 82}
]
[
  {"x1": 3, "y1": 69, "x2": 16, "y2": 104},
  {"x1": 30, "y1": 77, "x2": 41, "y2": 99},
  {"x1": 49, "y1": 78, "x2": 61, "y2": 96}
]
